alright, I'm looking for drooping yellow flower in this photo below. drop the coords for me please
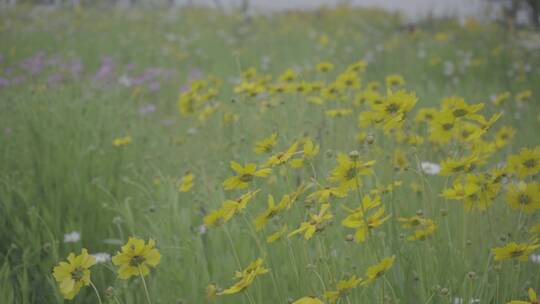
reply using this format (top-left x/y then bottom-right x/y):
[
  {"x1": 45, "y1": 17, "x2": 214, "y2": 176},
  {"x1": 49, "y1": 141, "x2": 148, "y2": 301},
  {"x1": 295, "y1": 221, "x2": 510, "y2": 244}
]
[
  {"x1": 342, "y1": 196, "x2": 390, "y2": 242},
  {"x1": 324, "y1": 275, "x2": 362, "y2": 303},
  {"x1": 223, "y1": 161, "x2": 271, "y2": 190},
  {"x1": 204, "y1": 190, "x2": 261, "y2": 226},
  {"x1": 328, "y1": 153, "x2": 375, "y2": 192},
  {"x1": 398, "y1": 215, "x2": 438, "y2": 241},
  {"x1": 362, "y1": 256, "x2": 395, "y2": 285},
  {"x1": 507, "y1": 288, "x2": 538, "y2": 304},
  {"x1": 307, "y1": 186, "x2": 346, "y2": 203},
  {"x1": 218, "y1": 257, "x2": 269, "y2": 295},
  {"x1": 266, "y1": 225, "x2": 288, "y2": 243},
  {"x1": 491, "y1": 91, "x2": 510, "y2": 107},
  {"x1": 492, "y1": 240, "x2": 539, "y2": 262},
  {"x1": 254, "y1": 133, "x2": 278, "y2": 154},
  {"x1": 290, "y1": 138, "x2": 320, "y2": 168},
  {"x1": 292, "y1": 296, "x2": 325, "y2": 304},
  {"x1": 507, "y1": 147, "x2": 540, "y2": 178},
  {"x1": 439, "y1": 153, "x2": 478, "y2": 176},
  {"x1": 288, "y1": 203, "x2": 333, "y2": 240},
  {"x1": 52, "y1": 249, "x2": 96, "y2": 300},
  {"x1": 253, "y1": 194, "x2": 289, "y2": 230},
  {"x1": 441, "y1": 176, "x2": 496, "y2": 212},
  {"x1": 506, "y1": 181, "x2": 540, "y2": 214},
  {"x1": 178, "y1": 172, "x2": 194, "y2": 192},
  {"x1": 112, "y1": 237, "x2": 161, "y2": 279},
  {"x1": 264, "y1": 141, "x2": 299, "y2": 167},
  {"x1": 113, "y1": 136, "x2": 132, "y2": 147},
  {"x1": 516, "y1": 90, "x2": 533, "y2": 103}
]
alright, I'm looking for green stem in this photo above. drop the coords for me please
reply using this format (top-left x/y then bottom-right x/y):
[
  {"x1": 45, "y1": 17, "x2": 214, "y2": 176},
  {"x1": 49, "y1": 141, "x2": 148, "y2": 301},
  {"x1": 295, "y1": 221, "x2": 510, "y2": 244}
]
[
  {"x1": 89, "y1": 281, "x2": 103, "y2": 304},
  {"x1": 138, "y1": 267, "x2": 153, "y2": 304}
]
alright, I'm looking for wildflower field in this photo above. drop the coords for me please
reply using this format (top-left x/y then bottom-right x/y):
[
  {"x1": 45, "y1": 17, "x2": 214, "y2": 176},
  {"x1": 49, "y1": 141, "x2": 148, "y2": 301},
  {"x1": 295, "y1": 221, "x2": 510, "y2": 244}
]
[{"x1": 1, "y1": 4, "x2": 540, "y2": 304}]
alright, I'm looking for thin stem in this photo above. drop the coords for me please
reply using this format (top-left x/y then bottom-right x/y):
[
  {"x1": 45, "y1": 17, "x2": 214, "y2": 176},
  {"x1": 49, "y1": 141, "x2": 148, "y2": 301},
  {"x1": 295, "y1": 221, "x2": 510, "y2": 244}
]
[
  {"x1": 89, "y1": 281, "x2": 103, "y2": 304},
  {"x1": 138, "y1": 267, "x2": 153, "y2": 304}
]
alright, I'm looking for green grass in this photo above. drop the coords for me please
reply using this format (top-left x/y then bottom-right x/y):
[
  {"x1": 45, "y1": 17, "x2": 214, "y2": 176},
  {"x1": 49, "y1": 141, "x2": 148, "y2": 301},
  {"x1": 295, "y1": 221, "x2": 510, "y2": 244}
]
[{"x1": 0, "y1": 4, "x2": 539, "y2": 304}]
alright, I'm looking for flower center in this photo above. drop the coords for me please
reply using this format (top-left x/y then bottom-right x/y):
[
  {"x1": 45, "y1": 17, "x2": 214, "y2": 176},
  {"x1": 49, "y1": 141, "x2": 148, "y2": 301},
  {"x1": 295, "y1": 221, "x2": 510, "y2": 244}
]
[
  {"x1": 523, "y1": 158, "x2": 537, "y2": 169},
  {"x1": 385, "y1": 103, "x2": 400, "y2": 114},
  {"x1": 130, "y1": 255, "x2": 146, "y2": 267},
  {"x1": 71, "y1": 267, "x2": 84, "y2": 281},
  {"x1": 239, "y1": 174, "x2": 254, "y2": 182},
  {"x1": 518, "y1": 194, "x2": 530, "y2": 205},
  {"x1": 345, "y1": 167, "x2": 357, "y2": 180},
  {"x1": 442, "y1": 123, "x2": 454, "y2": 131},
  {"x1": 452, "y1": 108, "x2": 467, "y2": 117}
]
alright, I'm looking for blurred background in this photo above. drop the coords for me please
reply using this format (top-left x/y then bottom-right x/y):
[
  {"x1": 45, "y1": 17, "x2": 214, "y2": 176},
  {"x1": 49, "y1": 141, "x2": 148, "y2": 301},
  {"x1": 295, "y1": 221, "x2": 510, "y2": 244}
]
[{"x1": 1, "y1": 0, "x2": 539, "y2": 27}]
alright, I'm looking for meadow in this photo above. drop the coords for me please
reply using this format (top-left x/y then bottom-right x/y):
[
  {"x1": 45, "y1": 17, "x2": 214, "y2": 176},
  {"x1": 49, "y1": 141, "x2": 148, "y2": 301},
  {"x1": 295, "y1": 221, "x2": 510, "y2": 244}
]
[{"x1": 0, "y1": 4, "x2": 539, "y2": 304}]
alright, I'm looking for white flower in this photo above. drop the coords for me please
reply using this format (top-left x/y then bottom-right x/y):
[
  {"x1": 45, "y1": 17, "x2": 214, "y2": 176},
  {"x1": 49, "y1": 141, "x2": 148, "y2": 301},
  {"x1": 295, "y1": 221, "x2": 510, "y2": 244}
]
[
  {"x1": 420, "y1": 161, "x2": 441, "y2": 175},
  {"x1": 118, "y1": 75, "x2": 131, "y2": 87},
  {"x1": 530, "y1": 254, "x2": 540, "y2": 264},
  {"x1": 63, "y1": 231, "x2": 81, "y2": 243},
  {"x1": 91, "y1": 252, "x2": 111, "y2": 263}
]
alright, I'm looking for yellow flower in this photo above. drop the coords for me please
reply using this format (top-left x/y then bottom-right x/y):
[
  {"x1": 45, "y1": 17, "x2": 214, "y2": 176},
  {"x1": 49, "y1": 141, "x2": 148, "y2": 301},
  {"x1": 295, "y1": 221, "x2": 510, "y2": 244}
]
[
  {"x1": 290, "y1": 138, "x2": 320, "y2": 168},
  {"x1": 178, "y1": 172, "x2": 194, "y2": 192},
  {"x1": 508, "y1": 288, "x2": 538, "y2": 304},
  {"x1": 398, "y1": 216, "x2": 437, "y2": 241},
  {"x1": 492, "y1": 240, "x2": 539, "y2": 261},
  {"x1": 113, "y1": 136, "x2": 132, "y2": 147},
  {"x1": 491, "y1": 91, "x2": 510, "y2": 107},
  {"x1": 441, "y1": 175, "x2": 497, "y2": 212},
  {"x1": 325, "y1": 108, "x2": 353, "y2": 118},
  {"x1": 362, "y1": 256, "x2": 395, "y2": 285},
  {"x1": 495, "y1": 126, "x2": 515, "y2": 148},
  {"x1": 315, "y1": 61, "x2": 334, "y2": 73},
  {"x1": 415, "y1": 107, "x2": 438, "y2": 123},
  {"x1": 393, "y1": 149, "x2": 409, "y2": 171},
  {"x1": 385, "y1": 74, "x2": 405, "y2": 88},
  {"x1": 439, "y1": 153, "x2": 478, "y2": 176},
  {"x1": 219, "y1": 257, "x2": 269, "y2": 295},
  {"x1": 508, "y1": 147, "x2": 540, "y2": 178},
  {"x1": 52, "y1": 249, "x2": 96, "y2": 299},
  {"x1": 254, "y1": 133, "x2": 278, "y2": 154},
  {"x1": 307, "y1": 186, "x2": 346, "y2": 203},
  {"x1": 278, "y1": 68, "x2": 297, "y2": 83},
  {"x1": 506, "y1": 181, "x2": 540, "y2": 214},
  {"x1": 288, "y1": 203, "x2": 333, "y2": 240},
  {"x1": 428, "y1": 111, "x2": 457, "y2": 144},
  {"x1": 441, "y1": 96, "x2": 484, "y2": 120},
  {"x1": 328, "y1": 153, "x2": 375, "y2": 192},
  {"x1": 223, "y1": 161, "x2": 271, "y2": 190},
  {"x1": 292, "y1": 296, "x2": 325, "y2": 304},
  {"x1": 266, "y1": 225, "x2": 288, "y2": 243},
  {"x1": 253, "y1": 194, "x2": 289, "y2": 230},
  {"x1": 264, "y1": 142, "x2": 299, "y2": 167},
  {"x1": 324, "y1": 275, "x2": 362, "y2": 303},
  {"x1": 204, "y1": 190, "x2": 261, "y2": 226},
  {"x1": 371, "y1": 90, "x2": 418, "y2": 132},
  {"x1": 112, "y1": 237, "x2": 161, "y2": 280},
  {"x1": 516, "y1": 90, "x2": 532, "y2": 103},
  {"x1": 342, "y1": 201, "x2": 390, "y2": 242}
]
